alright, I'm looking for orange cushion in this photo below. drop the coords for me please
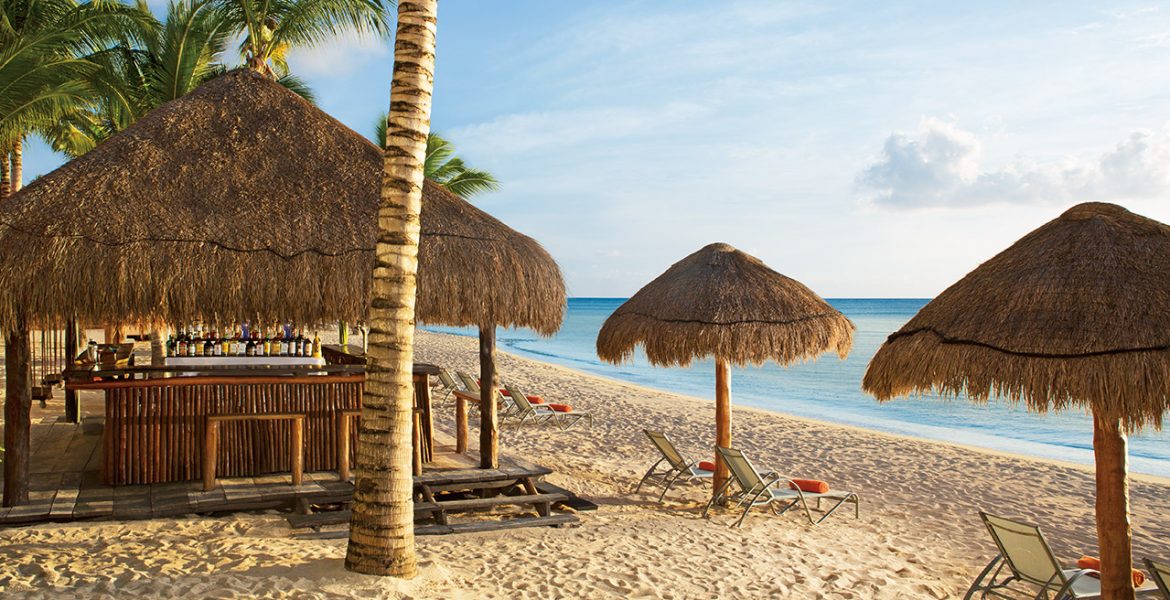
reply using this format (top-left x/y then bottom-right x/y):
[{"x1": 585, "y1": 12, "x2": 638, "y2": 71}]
[
  {"x1": 698, "y1": 460, "x2": 716, "y2": 472},
  {"x1": 789, "y1": 479, "x2": 830, "y2": 494},
  {"x1": 547, "y1": 403, "x2": 572, "y2": 413},
  {"x1": 526, "y1": 395, "x2": 544, "y2": 404},
  {"x1": 1076, "y1": 556, "x2": 1146, "y2": 587}
]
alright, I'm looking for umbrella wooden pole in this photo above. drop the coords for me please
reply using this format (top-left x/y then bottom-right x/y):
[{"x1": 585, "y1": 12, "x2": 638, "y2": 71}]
[
  {"x1": 1092, "y1": 412, "x2": 1134, "y2": 600},
  {"x1": 4, "y1": 325, "x2": 31, "y2": 506},
  {"x1": 713, "y1": 359, "x2": 731, "y2": 498},
  {"x1": 479, "y1": 325, "x2": 499, "y2": 469}
]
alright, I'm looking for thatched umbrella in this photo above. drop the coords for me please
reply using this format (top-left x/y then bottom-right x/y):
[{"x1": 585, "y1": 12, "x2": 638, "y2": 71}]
[
  {"x1": 863, "y1": 202, "x2": 1170, "y2": 599},
  {"x1": 0, "y1": 69, "x2": 563, "y2": 333},
  {"x1": 597, "y1": 243, "x2": 854, "y2": 494},
  {"x1": 0, "y1": 70, "x2": 565, "y2": 502}
]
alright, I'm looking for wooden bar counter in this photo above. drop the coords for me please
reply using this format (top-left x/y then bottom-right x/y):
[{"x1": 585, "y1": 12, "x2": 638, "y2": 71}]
[{"x1": 66, "y1": 359, "x2": 438, "y2": 486}]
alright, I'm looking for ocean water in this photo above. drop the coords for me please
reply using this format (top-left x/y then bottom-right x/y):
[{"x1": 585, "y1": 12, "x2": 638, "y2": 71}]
[{"x1": 423, "y1": 298, "x2": 1170, "y2": 477}]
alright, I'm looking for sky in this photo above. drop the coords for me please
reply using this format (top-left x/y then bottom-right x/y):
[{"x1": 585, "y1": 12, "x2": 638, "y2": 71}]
[{"x1": 21, "y1": 0, "x2": 1170, "y2": 297}]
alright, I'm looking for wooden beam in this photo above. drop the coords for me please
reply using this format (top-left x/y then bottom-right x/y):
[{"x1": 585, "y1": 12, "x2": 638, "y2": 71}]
[
  {"x1": 3, "y1": 325, "x2": 31, "y2": 506},
  {"x1": 479, "y1": 326, "x2": 498, "y2": 469},
  {"x1": 713, "y1": 359, "x2": 731, "y2": 499},
  {"x1": 1092, "y1": 412, "x2": 1135, "y2": 599},
  {"x1": 64, "y1": 319, "x2": 79, "y2": 423}
]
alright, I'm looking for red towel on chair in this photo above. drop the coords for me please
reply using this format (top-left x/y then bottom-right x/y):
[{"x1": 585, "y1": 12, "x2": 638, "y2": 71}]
[
  {"x1": 788, "y1": 479, "x2": 830, "y2": 494},
  {"x1": 526, "y1": 395, "x2": 545, "y2": 404},
  {"x1": 547, "y1": 403, "x2": 573, "y2": 413},
  {"x1": 1076, "y1": 556, "x2": 1145, "y2": 587},
  {"x1": 698, "y1": 460, "x2": 716, "y2": 472}
]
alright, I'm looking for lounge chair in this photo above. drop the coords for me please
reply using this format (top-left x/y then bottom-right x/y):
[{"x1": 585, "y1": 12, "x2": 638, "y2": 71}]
[
  {"x1": 503, "y1": 381, "x2": 592, "y2": 430},
  {"x1": 432, "y1": 368, "x2": 461, "y2": 402},
  {"x1": 965, "y1": 512, "x2": 1161, "y2": 599},
  {"x1": 701, "y1": 446, "x2": 859, "y2": 527},
  {"x1": 456, "y1": 371, "x2": 521, "y2": 418},
  {"x1": 634, "y1": 430, "x2": 714, "y2": 502},
  {"x1": 1143, "y1": 558, "x2": 1169, "y2": 599}
]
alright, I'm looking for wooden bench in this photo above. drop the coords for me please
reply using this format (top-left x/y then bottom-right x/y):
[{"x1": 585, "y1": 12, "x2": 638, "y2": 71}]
[{"x1": 203, "y1": 413, "x2": 305, "y2": 491}]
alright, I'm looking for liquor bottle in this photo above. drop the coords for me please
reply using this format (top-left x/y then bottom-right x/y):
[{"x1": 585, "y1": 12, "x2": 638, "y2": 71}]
[
  {"x1": 245, "y1": 335, "x2": 255, "y2": 357},
  {"x1": 279, "y1": 329, "x2": 289, "y2": 357},
  {"x1": 177, "y1": 330, "x2": 188, "y2": 357},
  {"x1": 166, "y1": 334, "x2": 175, "y2": 357},
  {"x1": 312, "y1": 331, "x2": 322, "y2": 358},
  {"x1": 193, "y1": 331, "x2": 203, "y2": 356}
]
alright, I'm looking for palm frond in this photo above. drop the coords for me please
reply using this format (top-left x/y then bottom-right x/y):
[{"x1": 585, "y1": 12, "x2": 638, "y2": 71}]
[{"x1": 275, "y1": 72, "x2": 316, "y2": 103}]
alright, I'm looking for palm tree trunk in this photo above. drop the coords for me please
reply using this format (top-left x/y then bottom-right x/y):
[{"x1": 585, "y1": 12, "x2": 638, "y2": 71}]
[
  {"x1": 1092, "y1": 412, "x2": 1134, "y2": 599},
  {"x1": 345, "y1": 0, "x2": 438, "y2": 578},
  {"x1": 11, "y1": 138, "x2": 21, "y2": 193},
  {"x1": 1, "y1": 149, "x2": 10, "y2": 199}
]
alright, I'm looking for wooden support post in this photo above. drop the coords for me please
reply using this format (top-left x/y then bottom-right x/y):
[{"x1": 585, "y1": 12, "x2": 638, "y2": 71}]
[
  {"x1": 411, "y1": 410, "x2": 422, "y2": 476},
  {"x1": 1092, "y1": 412, "x2": 1134, "y2": 600},
  {"x1": 338, "y1": 413, "x2": 352, "y2": 481},
  {"x1": 64, "y1": 319, "x2": 79, "y2": 423},
  {"x1": 4, "y1": 325, "x2": 31, "y2": 506},
  {"x1": 455, "y1": 394, "x2": 468, "y2": 454},
  {"x1": 203, "y1": 420, "x2": 220, "y2": 491},
  {"x1": 479, "y1": 325, "x2": 498, "y2": 469},
  {"x1": 713, "y1": 359, "x2": 731, "y2": 499},
  {"x1": 290, "y1": 416, "x2": 304, "y2": 486}
]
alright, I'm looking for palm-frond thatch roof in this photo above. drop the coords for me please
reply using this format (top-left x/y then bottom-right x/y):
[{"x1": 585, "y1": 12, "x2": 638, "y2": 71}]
[
  {"x1": 596, "y1": 243, "x2": 854, "y2": 367},
  {"x1": 863, "y1": 202, "x2": 1170, "y2": 431},
  {"x1": 0, "y1": 69, "x2": 565, "y2": 334}
]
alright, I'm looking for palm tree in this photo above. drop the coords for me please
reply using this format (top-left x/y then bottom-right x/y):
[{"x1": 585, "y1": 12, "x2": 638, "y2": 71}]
[
  {"x1": 48, "y1": 0, "x2": 320, "y2": 159},
  {"x1": 344, "y1": 0, "x2": 436, "y2": 577},
  {"x1": 0, "y1": 0, "x2": 143, "y2": 197},
  {"x1": 215, "y1": 0, "x2": 391, "y2": 80},
  {"x1": 44, "y1": 0, "x2": 234, "y2": 157},
  {"x1": 372, "y1": 118, "x2": 499, "y2": 199}
]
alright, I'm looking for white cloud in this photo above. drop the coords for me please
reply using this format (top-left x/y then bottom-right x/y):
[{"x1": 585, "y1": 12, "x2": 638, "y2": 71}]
[
  {"x1": 858, "y1": 118, "x2": 1170, "y2": 208},
  {"x1": 284, "y1": 29, "x2": 389, "y2": 78}
]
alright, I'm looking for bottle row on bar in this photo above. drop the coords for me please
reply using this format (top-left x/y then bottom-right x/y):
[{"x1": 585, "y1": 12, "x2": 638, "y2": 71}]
[{"x1": 166, "y1": 323, "x2": 322, "y2": 359}]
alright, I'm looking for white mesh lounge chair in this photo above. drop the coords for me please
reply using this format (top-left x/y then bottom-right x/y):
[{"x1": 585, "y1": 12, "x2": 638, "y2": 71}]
[
  {"x1": 965, "y1": 512, "x2": 1161, "y2": 599},
  {"x1": 701, "y1": 446, "x2": 859, "y2": 528},
  {"x1": 634, "y1": 430, "x2": 714, "y2": 502},
  {"x1": 502, "y1": 382, "x2": 592, "y2": 430},
  {"x1": 1145, "y1": 558, "x2": 1169, "y2": 599}
]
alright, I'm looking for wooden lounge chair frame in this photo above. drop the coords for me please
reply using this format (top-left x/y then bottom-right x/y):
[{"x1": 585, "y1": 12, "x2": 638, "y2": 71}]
[
  {"x1": 965, "y1": 512, "x2": 1161, "y2": 599},
  {"x1": 702, "y1": 446, "x2": 859, "y2": 528},
  {"x1": 634, "y1": 429, "x2": 713, "y2": 502}
]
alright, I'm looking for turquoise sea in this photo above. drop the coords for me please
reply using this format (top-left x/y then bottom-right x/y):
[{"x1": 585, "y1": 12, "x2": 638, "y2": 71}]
[{"x1": 424, "y1": 298, "x2": 1170, "y2": 477}]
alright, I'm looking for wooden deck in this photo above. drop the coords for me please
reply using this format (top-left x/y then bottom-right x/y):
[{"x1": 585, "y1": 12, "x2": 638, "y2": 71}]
[{"x1": 0, "y1": 415, "x2": 588, "y2": 532}]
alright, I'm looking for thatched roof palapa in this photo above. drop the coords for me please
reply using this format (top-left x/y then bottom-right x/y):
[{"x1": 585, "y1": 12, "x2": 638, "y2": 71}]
[
  {"x1": 863, "y1": 202, "x2": 1170, "y2": 432},
  {"x1": 0, "y1": 70, "x2": 565, "y2": 334},
  {"x1": 596, "y1": 243, "x2": 854, "y2": 367}
]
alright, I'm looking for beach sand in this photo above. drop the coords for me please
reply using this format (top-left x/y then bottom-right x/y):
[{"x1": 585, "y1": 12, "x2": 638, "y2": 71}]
[{"x1": 2, "y1": 329, "x2": 1169, "y2": 598}]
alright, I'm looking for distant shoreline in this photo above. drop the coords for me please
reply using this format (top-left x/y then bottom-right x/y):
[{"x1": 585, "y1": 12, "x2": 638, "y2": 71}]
[{"x1": 420, "y1": 326, "x2": 1170, "y2": 485}]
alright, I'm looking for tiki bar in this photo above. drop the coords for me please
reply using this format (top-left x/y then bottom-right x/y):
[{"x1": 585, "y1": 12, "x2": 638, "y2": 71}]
[{"x1": 0, "y1": 71, "x2": 580, "y2": 531}]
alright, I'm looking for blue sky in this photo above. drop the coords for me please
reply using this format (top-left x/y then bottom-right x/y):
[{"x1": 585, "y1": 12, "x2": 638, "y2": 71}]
[{"x1": 22, "y1": 1, "x2": 1170, "y2": 297}]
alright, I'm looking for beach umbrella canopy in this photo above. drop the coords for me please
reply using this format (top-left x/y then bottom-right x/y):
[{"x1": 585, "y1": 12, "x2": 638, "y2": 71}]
[
  {"x1": 0, "y1": 69, "x2": 565, "y2": 333},
  {"x1": 863, "y1": 202, "x2": 1170, "y2": 599},
  {"x1": 597, "y1": 243, "x2": 854, "y2": 493}
]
